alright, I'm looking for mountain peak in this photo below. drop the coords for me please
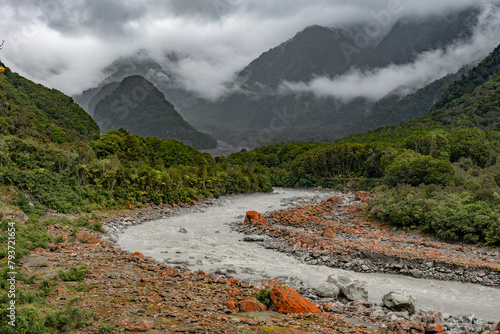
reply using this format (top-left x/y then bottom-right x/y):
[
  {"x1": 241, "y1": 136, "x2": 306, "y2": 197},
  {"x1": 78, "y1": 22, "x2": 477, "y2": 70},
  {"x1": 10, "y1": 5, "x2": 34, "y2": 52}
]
[{"x1": 93, "y1": 75, "x2": 216, "y2": 149}]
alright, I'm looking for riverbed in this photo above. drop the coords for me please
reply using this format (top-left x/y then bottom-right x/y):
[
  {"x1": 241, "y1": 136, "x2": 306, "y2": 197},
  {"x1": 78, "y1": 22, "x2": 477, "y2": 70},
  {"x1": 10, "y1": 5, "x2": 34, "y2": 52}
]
[{"x1": 116, "y1": 188, "x2": 500, "y2": 322}]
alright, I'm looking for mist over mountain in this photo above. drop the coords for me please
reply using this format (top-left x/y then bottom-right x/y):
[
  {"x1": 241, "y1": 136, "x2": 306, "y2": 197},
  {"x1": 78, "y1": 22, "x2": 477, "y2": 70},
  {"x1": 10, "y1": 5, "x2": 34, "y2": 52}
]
[
  {"x1": 73, "y1": 50, "x2": 200, "y2": 116},
  {"x1": 182, "y1": 4, "x2": 500, "y2": 148},
  {"x1": 70, "y1": 3, "x2": 500, "y2": 151},
  {"x1": 92, "y1": 75, "x2": 216, "y2": 149}
]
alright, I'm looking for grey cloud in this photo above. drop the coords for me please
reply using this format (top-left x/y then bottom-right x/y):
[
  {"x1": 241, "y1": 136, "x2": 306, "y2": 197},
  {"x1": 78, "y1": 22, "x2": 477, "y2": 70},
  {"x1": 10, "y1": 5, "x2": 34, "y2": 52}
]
[
  {"x1": 0, "y1": 0, "x2": 498, "y2": 98},
  {"x1": 281, "y1": 3, "x2": 500, "y2": 103}
]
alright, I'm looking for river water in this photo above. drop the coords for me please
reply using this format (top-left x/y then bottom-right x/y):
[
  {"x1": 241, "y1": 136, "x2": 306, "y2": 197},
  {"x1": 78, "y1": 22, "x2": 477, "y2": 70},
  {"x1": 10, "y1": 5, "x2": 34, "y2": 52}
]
[{"x1": 116, "y1": 188, "x2": 500, "y2": 322}]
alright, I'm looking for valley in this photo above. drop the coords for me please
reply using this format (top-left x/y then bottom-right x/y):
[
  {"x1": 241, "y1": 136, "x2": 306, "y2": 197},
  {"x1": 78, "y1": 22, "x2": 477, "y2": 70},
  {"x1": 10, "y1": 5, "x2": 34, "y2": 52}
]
[{"x1": 1, "y1": 1, "x2": 500, "y2": 333}]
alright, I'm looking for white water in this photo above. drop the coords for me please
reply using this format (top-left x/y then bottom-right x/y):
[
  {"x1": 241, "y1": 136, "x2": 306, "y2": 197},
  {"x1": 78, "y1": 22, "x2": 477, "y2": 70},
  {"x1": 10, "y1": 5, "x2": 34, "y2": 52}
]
[{"x1": 116, "y1": 188, "x2": 500, "y2": 322}]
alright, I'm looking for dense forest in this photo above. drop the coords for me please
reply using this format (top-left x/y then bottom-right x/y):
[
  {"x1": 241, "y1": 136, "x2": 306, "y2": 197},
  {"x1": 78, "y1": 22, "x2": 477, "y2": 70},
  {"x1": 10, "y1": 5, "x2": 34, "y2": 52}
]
[
  {"x1": 224, "y1": 44, "x2": 500, "y2": 246},
  {"x1": 0, "y1": 65, "x2": 271, "y2": 216}
]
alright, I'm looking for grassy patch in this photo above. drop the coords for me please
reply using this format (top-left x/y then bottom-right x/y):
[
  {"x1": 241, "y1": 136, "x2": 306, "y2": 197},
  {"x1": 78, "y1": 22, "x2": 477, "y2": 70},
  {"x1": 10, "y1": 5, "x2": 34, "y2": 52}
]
[{"x1": 57, "y1": 266, "x2": 88, "y2": 282}]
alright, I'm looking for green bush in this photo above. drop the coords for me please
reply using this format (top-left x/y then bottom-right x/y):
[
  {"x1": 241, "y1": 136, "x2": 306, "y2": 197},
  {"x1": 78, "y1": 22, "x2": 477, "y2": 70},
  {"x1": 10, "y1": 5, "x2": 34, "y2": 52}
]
[
  {"x1": 57, "y1": 266, "x2": 88, "y2": 282},
  {"x1": 384, "y1": 150, "x2": 454, "y2": 187},
  {"x1": 256, "y1": 289, "x2": 272, "y2": 307}
]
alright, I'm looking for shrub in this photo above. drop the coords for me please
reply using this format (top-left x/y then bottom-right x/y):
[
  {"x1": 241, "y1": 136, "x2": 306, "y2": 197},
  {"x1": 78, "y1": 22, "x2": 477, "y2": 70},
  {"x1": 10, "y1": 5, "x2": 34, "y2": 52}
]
[
  {"x1": 256, "y1": 289, "x2": 272, "y2": 307},
  {"x1": 57, "y1": 266, "x2": 88, "y2": 282}
]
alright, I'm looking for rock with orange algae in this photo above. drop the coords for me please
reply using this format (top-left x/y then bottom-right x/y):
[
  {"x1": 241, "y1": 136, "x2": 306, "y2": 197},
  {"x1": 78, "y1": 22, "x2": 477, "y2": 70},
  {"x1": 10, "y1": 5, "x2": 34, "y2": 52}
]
[
  {"x1": 239, "y1": 298, "x2": 268, "y2": 312},
  {"x1": 244, "y1": 211, "x2": 266, "y2": 225},
  {"x1": 270, "y1": 286, "x2": 322, "y2": 314}
]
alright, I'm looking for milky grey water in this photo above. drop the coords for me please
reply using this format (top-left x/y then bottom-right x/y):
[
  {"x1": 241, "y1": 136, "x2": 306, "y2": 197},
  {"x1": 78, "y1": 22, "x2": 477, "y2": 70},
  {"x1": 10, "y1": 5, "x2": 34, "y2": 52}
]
[{"x1": 116, "y1": 188, "x2": 500, "y2": 322}]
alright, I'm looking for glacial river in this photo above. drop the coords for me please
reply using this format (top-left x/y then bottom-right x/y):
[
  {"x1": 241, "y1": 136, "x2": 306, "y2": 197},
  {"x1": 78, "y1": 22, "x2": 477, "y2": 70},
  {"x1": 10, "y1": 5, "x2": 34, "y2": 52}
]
[{"x1": 116, "y1": 188, "x2": 500, "y2": 322}]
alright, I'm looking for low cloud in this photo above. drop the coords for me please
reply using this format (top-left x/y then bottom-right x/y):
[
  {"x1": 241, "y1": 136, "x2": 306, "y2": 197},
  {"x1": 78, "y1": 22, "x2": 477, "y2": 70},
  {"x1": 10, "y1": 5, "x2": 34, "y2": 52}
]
[
  {"x1": 0, "y1": 0, "x2": 497, "y2": 98},
  {"x1": 281, "y1": 3, "x2": 500, "y2": 103}
]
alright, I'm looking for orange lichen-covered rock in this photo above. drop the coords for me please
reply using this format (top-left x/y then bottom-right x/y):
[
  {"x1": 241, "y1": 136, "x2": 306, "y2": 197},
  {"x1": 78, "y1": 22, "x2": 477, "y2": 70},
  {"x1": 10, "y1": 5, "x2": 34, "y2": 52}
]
[
  {"x1": 86, "y1": 236, "x2": 101, "y2": 244},
  {"x1": 239, "y1": 298, "x2": 267, "y2": 312},
  {"x1": 244, "y1": 211, "x2": 266, "y2": 225},
  {"x1": 226, "y1": 300, "x2": 237, "y2": 310},
  {"x1": 321, "y1": 228, "x2": 336, "y2": 238},
  {"x1": 270, "y1": 286, "x2": 322, "y2": 314},
  {"x1": 425, "y1": 323, "x2": 443, "y2": 333},
  {"x1": 133, "y1": 252, "x2": 144, "y2": 258},
  {"x1": 328, "y1": 196, "x2": 344, "y2": 204}
]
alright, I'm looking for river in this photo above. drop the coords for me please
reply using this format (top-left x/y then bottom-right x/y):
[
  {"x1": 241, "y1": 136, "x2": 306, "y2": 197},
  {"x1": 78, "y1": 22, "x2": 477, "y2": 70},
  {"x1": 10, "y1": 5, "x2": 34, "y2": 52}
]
[{"x1": 116, "y1": 188, "x2": 500, "y2": 322}]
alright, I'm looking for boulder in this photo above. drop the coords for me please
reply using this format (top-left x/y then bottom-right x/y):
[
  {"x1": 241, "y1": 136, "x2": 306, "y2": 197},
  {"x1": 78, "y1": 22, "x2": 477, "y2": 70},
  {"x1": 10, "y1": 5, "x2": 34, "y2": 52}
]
[
  {"x1": 382, "y1": 291, "x2": 418, "y2": 315},
  {"x1": 270, "y1": 286, "x2": 322, "y2": 314},
  {"x1": 239, "y1": 298, "x2": 267, "y2": 312},
  {"x1": 244, "y1": 211, "x2": 266, "y2": 225},
  {"x1": 316, "y1": 282, "x2": 340, "y2": 299},
  {"x1": 341, "y1": 280, "x2": 368, "y2": 301},
  {"x1": 327, "y1": 274, "x2": 351, "y2": 290},
  {"x1": 4, "y1": 210, "x2": 29, "y2": 223}
]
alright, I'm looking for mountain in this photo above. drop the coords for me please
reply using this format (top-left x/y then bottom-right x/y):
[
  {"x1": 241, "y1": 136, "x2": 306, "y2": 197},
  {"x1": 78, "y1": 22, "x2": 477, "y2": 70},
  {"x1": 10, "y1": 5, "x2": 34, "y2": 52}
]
[
  {"x1": 73, "y1": 50, "x2": 199, "y2": 116},
  {"x1": 183, "y1": 6, "x2": 487, "y2": 148},
  {"x1": 0, "y1": 61, "x2": 99, "y2": 143},
  {"x1": 429, "y1": 44, "x2": 500, "y2": 131},
  {"x1": 93, "y1": 75, "x2": 217, "y2": 149},
  {"x1": 225, "y1": 42, "x2": 500, "y2": 245}
]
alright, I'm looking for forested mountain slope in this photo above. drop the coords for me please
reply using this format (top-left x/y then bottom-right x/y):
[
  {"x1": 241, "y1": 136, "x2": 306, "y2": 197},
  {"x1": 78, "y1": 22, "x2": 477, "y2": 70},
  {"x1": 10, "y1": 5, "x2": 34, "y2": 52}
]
[
  {"x1": 0, "y1": 62, "x2": 99, "y2": 143},
  {"x1": 93, "y1": 75, "x2": 217, "y2": 149},
  {"x1": 0, "y1": 65, "x2": 270, "y2": 218}
]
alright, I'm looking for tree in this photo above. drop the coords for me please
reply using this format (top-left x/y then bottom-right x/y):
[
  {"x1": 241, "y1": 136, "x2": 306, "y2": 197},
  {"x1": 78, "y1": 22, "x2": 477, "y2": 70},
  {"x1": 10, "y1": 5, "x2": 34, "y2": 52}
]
[{"x1": 0, "y1": 40, "x2": 4, "y2": 66}]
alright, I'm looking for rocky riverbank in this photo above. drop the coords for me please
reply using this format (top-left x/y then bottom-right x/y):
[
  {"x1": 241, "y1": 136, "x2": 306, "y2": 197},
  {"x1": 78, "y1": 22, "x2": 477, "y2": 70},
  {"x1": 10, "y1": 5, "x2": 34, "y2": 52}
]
[
  {"x1": 20, "y1": 223, "x2": 380, "y2": 333},
  {"x1": 235, "y1": 192, "x2": 500, "y2": 287},
  {"x1": 17, "y1": 189, "x2": 500, "y2": 333}
]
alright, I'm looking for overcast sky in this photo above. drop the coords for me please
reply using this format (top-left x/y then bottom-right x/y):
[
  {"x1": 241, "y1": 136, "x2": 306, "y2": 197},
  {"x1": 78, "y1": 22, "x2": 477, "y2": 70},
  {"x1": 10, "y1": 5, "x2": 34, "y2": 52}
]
[{"x1": 0, "y1": 0, "x2": 498, "y2": 99}]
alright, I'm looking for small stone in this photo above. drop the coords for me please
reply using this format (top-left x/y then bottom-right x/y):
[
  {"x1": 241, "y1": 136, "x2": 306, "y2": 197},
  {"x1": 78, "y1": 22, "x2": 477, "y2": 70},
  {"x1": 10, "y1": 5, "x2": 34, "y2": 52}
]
[
  {"x1": 148, "y1": 294, "x2": 163, "y2": 303},
  {"x1": 179, "y1": 228, "x2": 188, "y2": 233},
  {"x1": 243, "y1": 235, "x2": 266, "y2": 242},
  {"x1": 125, "y1": 320, "x2": 151, "y2": 332},
  {"x1": 226, "y1": 300, "x2": 237, "y2": 310},
  {"x1": 257, "y1": 279, "x2": 282, "y2": 290},
  {"x1": 321, "y1": 228, "x2": 336, "y2": 238},
  {"x1": 425, "y1": 323, "x2": 443, "y2": 333}
]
